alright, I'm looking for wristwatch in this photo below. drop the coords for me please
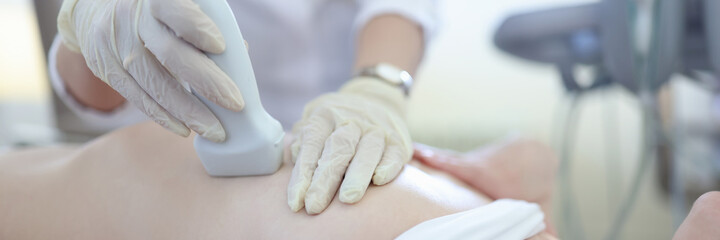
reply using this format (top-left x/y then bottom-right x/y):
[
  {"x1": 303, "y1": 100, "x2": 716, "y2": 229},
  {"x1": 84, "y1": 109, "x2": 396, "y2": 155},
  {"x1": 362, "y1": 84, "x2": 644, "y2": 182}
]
[{"x1": 356, "y1": 63, "x2": 414, "y2": 96}]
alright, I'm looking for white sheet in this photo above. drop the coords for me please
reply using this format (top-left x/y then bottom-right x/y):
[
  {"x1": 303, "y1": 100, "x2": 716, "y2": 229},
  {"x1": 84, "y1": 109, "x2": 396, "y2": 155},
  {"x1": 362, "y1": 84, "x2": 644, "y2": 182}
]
[{"x1": 396, "y1": 199, "x2": 545, "y2": 240}]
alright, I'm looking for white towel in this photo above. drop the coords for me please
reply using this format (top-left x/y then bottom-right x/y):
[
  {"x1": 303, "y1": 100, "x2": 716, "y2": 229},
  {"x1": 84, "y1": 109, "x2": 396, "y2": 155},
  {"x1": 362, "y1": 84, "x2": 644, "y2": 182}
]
[{"x1": 396, "y1": 199, "x2": 545, "y2": 240}]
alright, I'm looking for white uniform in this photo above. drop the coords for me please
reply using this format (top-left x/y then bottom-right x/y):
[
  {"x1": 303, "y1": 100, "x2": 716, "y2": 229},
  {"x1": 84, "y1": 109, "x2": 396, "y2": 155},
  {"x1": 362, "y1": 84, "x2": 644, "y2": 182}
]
[{"x1": 49, "y1": 0, "x2": 437, "y2": 131}]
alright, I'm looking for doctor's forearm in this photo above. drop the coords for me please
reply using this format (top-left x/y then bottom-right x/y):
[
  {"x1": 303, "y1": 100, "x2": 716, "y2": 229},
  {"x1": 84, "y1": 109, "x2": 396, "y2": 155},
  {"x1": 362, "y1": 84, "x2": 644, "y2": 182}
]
[
  {"x1": 354, "y1": 15, "x2": 424, "y2": 75},
  {"x1": 56, "y1": 43, "x2": 126, "y2": 112}
]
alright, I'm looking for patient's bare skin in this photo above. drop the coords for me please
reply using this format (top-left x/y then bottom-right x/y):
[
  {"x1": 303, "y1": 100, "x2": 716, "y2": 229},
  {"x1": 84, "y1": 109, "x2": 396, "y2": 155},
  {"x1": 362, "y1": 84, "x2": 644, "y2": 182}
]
[{"x1": 0, "y1": 122, "x2": 490, "y2": 239}]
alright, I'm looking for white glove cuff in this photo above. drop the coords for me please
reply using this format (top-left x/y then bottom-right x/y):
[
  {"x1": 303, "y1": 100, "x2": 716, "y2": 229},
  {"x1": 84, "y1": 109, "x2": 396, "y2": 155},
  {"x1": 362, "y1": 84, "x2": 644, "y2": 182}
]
[{"x1": 340, "y1": 77, "x2": 407, "y2": 115}]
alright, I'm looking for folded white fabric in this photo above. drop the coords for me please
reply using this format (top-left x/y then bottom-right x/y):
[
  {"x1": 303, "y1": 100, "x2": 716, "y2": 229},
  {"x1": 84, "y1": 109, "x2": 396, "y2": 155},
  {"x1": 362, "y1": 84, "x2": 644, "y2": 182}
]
[{"x1": 396, "y1": 199, "x2": 545, "y2": 240}]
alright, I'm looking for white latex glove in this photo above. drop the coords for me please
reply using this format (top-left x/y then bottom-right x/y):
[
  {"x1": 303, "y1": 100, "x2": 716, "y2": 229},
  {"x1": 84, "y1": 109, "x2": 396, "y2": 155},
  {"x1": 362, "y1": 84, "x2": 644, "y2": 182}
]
[
  {"x1": 287, "y1": 77, "x2": 413, "y2": 214},
  {"x1": 57, "y1": 0, "x2": 244, "y2": 142}
]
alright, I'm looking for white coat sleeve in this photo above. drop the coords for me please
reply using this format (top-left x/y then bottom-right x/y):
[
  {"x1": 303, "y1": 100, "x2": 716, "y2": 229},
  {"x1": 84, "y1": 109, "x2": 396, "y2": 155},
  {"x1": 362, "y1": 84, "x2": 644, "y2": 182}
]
[
  {"x1": 354, "y1": 0, "x2": 439, "y2": 45},
  {"x1": 396, "y1": 199, "x2": 547, "y2": 240},
  {"x1": 48, "y1": 35, "x2": 147, "y2": 132}
]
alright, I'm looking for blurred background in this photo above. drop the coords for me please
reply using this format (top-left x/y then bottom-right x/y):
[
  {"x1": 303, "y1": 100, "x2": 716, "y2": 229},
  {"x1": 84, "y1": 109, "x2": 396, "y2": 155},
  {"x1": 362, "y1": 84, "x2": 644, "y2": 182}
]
[
  {"x1": 0, "y1": 0, "x2": 54, "y2": 152},
  {"x1": 1, "y1": 0, "x2": 718, "y2": 239}
]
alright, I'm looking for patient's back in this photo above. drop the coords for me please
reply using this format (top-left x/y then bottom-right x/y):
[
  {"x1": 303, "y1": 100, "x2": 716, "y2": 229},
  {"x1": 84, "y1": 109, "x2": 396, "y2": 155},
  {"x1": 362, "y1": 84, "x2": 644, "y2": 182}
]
[{"x1": 0, "y1": 122, "x2": 488, "y2": 240}]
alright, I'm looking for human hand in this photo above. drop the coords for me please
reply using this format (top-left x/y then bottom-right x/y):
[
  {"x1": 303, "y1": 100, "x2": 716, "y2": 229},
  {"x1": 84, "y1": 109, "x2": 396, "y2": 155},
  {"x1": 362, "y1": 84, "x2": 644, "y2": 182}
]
[
  {"x1": 57, "y1": 0, "x2": 244, "y2": 142},
  {"x1": 287, "y1": 77, "x2": 412, "y2": 214},
  {"x1": 413, "y1": 138, "x2": 558, "y2": 235},
  {"x1": 412, "y1": 138, "x2": 557, "y2": 208}
]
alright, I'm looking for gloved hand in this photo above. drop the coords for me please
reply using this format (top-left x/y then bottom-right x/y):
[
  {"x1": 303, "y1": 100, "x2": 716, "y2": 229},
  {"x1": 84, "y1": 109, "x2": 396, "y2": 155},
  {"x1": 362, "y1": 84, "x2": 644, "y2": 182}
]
[
  {"x1": 287, "y1": 77, "x2": 413, "y2": 214},
  {"x1": 57, "y1": 0, "x2": 244, "y2": 142}
]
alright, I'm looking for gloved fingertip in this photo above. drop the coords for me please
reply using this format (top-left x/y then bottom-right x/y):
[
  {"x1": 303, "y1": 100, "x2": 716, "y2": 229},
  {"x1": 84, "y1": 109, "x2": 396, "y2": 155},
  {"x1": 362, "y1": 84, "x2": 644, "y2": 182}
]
[
  {"x1": 339, "y1": 188, "x2": 363, "y2": 204},
  {"x1": 175, "y1": 126, "x2": 192, "y2": 138},
  {"x1": 290, "y1": 142, "x2": 301, "y2": 163},
  {"x1": 211, "y1": 36, "x2": 227, "y2": 53},
  {"x1": 304, "y1": 197, "x2": 328, "y2": 215},
  {"x1": 305, "y1": 207, "x2": 319, "y2": 215},
  {"x1": 197, "y1": 18, "x2": 225, "y2": 54},
  {"x1": 158, "y1": 119, "x2": 191, "y2": 138},
  {"x1": 288, "y1": 199, "x2": 303, "y2": 212},
  {"x1": 216, "y1": 85, "x2": 244, "y2": 112},
  {"x1": 372, "y1": 174, "x2": 390, "y2": 185},
  {"x1": 227, "y1": 95, "x2": 245, "y2": 112},
  {"x1": 203, "y1": 39, "x2": 226, "y2": 55},
  {"x1": 287, "y1": 183, "x2": 307, "y2": 212},
  {"x1": 372, "y1": 164, "x2": 402, "y2": 185},
  {"x1": 200, "y1": 124, "x2": 227, "y2": 143}
]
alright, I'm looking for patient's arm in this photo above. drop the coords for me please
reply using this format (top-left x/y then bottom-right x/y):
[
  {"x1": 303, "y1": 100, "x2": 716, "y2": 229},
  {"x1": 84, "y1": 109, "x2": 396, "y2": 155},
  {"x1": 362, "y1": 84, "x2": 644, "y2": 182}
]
[{"x1": 0, "y1": 122, "x2": 489, "y2": 240}]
